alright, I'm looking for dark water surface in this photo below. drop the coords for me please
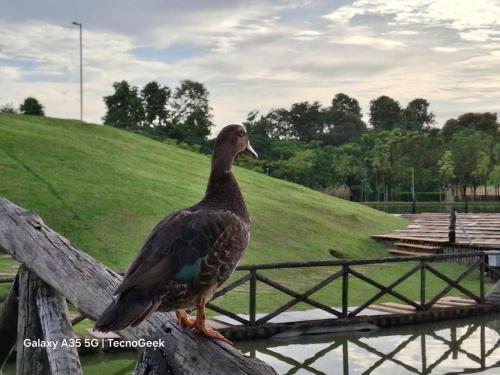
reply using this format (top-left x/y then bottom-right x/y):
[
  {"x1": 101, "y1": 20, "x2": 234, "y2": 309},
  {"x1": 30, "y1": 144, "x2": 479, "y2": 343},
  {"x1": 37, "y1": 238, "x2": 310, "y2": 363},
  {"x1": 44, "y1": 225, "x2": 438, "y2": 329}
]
[
  {"x1": 3, "y1": 314, "x2": 500, "y2": 374},
  {"x1": 237, "y1": 314, "x2": 500, "y2": 375}
]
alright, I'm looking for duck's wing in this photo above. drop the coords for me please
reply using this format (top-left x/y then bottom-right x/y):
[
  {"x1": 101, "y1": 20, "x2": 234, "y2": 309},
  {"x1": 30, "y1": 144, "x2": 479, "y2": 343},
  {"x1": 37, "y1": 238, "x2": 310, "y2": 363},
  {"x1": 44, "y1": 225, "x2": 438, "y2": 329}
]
[{"x1": 114, "y1": 209, "x2": 238, "y2": 295}]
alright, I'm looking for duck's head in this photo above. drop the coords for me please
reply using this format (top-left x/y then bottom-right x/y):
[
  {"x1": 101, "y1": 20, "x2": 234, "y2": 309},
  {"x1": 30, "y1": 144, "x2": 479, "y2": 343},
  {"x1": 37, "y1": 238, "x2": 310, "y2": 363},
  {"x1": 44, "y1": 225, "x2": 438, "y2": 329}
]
[{"x1": 214, "y1": 124, "x2": 258, "y2": 160}]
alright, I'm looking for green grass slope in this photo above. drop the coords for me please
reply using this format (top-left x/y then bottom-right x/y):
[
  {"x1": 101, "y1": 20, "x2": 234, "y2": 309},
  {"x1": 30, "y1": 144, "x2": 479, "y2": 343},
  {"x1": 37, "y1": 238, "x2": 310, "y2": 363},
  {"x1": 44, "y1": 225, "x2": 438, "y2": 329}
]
[{"x1": 0, "y1": 113, "x2": 405, "y2": 270}]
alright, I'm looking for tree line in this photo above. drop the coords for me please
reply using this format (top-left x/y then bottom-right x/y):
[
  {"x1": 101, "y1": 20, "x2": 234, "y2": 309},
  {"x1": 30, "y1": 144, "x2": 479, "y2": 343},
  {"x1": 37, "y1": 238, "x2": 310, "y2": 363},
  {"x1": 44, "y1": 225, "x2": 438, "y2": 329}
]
[
  {"x1": 103, "y1": 80, "x2": 213, "y2": 152},
  {"x1": 1, "y1": 98, "x2": 45, "y2": 116},
  {"x1": 103, "y1": 82, "x2": 500, "y2": 202}
]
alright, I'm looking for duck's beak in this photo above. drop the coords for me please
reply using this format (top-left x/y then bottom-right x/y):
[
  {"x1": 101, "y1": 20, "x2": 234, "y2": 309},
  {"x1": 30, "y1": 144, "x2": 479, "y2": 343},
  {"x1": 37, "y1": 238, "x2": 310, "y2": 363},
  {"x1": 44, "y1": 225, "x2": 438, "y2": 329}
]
[{"x1": 243, "y1": 142, "x2": 258, "y2": 159}]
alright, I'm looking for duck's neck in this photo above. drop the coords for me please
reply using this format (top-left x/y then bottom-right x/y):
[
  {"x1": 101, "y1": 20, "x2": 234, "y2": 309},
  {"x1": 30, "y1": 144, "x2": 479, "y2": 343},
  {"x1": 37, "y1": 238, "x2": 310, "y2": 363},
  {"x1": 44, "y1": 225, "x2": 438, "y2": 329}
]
[{"x1": 203, "y1": 149, "x2": 249, "y2": 222}]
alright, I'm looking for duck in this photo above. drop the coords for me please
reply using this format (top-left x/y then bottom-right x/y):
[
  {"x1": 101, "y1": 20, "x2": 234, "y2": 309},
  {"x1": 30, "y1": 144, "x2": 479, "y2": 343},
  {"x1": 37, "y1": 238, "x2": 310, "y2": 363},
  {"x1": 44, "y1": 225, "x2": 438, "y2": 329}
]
[{"x1": 95, "y1": 124, "x2": 257, "y2": 344}]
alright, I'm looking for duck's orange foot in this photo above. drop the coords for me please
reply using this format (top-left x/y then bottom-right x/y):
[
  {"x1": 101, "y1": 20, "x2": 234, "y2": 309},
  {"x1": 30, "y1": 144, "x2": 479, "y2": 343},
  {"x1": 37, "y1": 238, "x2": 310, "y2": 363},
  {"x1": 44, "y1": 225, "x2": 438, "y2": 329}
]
[
  {"x1": 175, "y1": 310, "x2": 196, "y2": 329},
  {"x1": 193, "y1": 321, "x2": 232, "y2": 345}
]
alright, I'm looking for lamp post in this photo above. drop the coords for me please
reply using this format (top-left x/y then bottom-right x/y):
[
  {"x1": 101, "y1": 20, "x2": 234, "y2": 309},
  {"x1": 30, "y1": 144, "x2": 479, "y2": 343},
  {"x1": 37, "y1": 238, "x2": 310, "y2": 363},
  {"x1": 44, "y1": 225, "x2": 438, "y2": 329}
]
[{"x1": 72, "y1": 21, "x2": 83, "y2": 121}]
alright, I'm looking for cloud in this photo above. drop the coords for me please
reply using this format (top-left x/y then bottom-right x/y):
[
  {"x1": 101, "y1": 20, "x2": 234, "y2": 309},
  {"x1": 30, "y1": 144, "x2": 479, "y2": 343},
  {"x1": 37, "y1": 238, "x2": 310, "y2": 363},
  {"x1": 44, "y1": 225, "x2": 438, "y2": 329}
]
[
  {"x1": 433, "y1": 46, "x2": 461, "y2": 52},
  {"x1": 331, "y1": 35, "x2": 406, "y2": 49},
  {"x1": 323, "y1": 0, "x2": 500, "y2": 42},
  {"x1": 0, "y1": 0, "x2": 499, "y2": 130}
]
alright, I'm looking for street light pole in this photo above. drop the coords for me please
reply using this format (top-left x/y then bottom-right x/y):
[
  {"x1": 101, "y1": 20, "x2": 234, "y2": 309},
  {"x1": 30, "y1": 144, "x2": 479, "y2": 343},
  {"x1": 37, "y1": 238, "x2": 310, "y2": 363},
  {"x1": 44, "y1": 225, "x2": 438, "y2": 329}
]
[{"x1": 72, "y1": 21, "x2": 83, "y2": 122}]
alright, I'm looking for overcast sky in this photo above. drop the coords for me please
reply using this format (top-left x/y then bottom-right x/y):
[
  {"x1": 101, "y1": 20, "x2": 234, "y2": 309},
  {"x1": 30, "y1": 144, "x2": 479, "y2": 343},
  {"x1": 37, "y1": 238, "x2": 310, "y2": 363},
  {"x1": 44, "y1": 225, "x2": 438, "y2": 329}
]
[{"x1": 1, "y1": 0, "x2": 500, "y2": 131}]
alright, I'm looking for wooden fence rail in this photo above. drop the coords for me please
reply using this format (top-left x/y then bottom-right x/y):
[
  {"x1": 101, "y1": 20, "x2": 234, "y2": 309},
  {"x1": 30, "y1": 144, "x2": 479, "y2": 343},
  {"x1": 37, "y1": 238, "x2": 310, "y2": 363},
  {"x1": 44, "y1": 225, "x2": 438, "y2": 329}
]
[
  {"x1": 0, "y1": 197, "x2": 277, "y2": 375},
  {"x1": 207, "y1": 251, "x2": 500, "y2": 330}
]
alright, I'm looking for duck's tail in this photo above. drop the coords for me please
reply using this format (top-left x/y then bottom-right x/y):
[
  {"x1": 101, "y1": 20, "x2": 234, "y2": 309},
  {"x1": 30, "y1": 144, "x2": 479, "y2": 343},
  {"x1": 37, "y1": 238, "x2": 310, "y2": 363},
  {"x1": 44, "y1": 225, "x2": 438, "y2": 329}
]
[{"x1": 94, "y1": 291, "x2": 161, "y2": 333}]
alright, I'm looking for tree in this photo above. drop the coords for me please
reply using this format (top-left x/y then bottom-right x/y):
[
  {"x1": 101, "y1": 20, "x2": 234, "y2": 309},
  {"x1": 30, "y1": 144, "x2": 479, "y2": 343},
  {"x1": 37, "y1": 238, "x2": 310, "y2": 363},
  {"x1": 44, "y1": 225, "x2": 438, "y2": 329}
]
[
  {"x1": 264, "y1": 108, "x2": 293, "y2": 139},
  {"x1": 449, "y1": 129, "x2": 491, "y2": 196},
  {"x1": 325, "y1": 115, "x2": 367, "y2": 146},
  {"x1": 20, "y1": 97, "x2": 44, "y2": 116},
  {"x1": 437, "y1": 151, "x2": 455, "y2": 198},
  {"x1": 489, "y1": 166, "x2": 500, "y2": 196},
  {"x1": 334, "y1": 143, "x2": 367, "y2": 200},
  {"x1": 171, "y1": 80, "x2": 213, "y2": 145},
  {"x1": 141, "y1": 81, "x2": 170, "y2": 127},
  {"x1": 323, "y1": 93, "x2": 367, "y2": 146},
  {"x1": 401, "y1": 98, "x2": 435, "y2": 132},
  {"x1": 369, "y1": 132, "x2": 393, "y2": 201},
  {"x1": 269, "y1": 149, "x2": 315, "y2": 186},
  {"x1": 472, "y1": 151, "x2": 491, "y2": 196},
  {"x1": 442, "y1": 112, "x2": 498, "y2": 139},
  {"x1": 330, "y1": 93, "x2": 362, "y2": 119},
  {"x1": 369, "y1": 96, "x2": 402, "y2": 131},
  {"x1": 103, "y1": 81, "x2": 144, "y2": 130},
  {"x1": 0, "y1": 103, "x2": 17, "y2": 113},
  {"x1": 288, "y1": 101, "x2": 323, "y2": 142}
]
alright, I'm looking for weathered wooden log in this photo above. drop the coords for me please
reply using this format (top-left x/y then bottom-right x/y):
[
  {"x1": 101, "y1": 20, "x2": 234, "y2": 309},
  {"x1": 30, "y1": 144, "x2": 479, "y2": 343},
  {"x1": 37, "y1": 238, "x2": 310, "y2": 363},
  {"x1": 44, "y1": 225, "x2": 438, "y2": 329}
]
[
  {"x1": 35, "y1": 272, "x2": 83, "y2": 375},
  {"x1": 0, "y1": 197, "x2": 276, "y2": 375},
  {"x1": 16, "y1": 266, "x2": 51, "y2": 375},
  {"x1": 135, "y1": 348, "x2": 173, "y2": 375},
  {"x1": 0, "y1": 273, "x2": 18, "y2": 370}
]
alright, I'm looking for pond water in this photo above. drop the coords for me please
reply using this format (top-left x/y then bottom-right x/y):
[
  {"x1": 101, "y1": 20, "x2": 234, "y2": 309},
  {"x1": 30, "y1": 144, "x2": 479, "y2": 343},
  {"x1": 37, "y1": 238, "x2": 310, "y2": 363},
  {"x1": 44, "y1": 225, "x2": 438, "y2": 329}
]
[
  {"x1": 237, "y1": 313, "x2": 500, "y2": 375},
  {"x1": 3, "y1": 314, "x2": 500, "y2": 374},
  {"x1": 363, "y1": 202, "x2": 500, "y2": 214}
]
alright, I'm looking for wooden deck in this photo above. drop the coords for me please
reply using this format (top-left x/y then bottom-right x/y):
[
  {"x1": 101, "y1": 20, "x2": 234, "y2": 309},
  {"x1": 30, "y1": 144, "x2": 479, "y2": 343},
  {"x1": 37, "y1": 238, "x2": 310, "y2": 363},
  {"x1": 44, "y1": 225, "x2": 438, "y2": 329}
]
[
  {"x1": 373, "y1": 213, "x2": 500, "y2": 249},
  {"x1": 213, "y1": 297, "x2": 500, "y2": 340}
]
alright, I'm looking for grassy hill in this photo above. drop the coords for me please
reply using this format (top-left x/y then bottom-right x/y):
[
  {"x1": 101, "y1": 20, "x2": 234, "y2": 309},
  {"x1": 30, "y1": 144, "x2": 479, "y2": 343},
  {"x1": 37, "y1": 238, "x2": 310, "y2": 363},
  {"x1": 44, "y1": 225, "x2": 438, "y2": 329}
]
[
  {"x1": 0, "y1": 113, "x2": 482, "y2": 340},
  {"x1": 0, "y1": 113, "x2": 405, "y2": 270}
]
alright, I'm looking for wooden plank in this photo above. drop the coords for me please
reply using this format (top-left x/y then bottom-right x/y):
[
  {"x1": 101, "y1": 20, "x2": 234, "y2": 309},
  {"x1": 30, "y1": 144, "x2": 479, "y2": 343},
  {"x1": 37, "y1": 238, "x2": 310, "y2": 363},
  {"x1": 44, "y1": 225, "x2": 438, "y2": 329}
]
[
  {"x1": 441, "y1": 296, "x2": 477, "y2": 304},
  {"x1": 16, "y1": 266, "x2": 51, "y2": 375},
  {"x1": 368, "y1": 305, "x2": 413, "y2": 314},
  {"x1": 374, "y1": 212, "x2": 500, "y2": 246},
  {"x1": 381, "y1": 302, "x2": 415, "y2": 311},
  {"x1": 0, "y1": 273, "x2": 18, "y2": 370},
  {"x1": 388, "y1": 249, "x2": 433, "y2": 256},
  {"x1": 35, "y1": 272, "x2": 83, "y2": 375},
  {"x1": 394, "y1": 243, "x2": 442, "y2": 250},
  {"x1": 434, "y1": 300, "x2": 474, "y2": 308},
  {"x1": 0, "y1": 197, "x2": 277, "y2": 375}
]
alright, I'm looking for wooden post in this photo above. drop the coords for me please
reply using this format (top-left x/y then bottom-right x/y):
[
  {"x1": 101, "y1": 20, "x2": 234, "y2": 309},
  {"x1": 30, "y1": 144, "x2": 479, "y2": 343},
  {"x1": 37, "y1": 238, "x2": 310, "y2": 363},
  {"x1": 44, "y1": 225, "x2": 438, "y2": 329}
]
[
  {"x1": 16, "y1": 266, "x2": 51, "y2": 375},
  {"x1": 480, "y1": 254, "x2": 485, "y2": 302},
  {"x1": 449, "y1": 209, "x2": 456, "y2": 243},
  {"x1": 0, "y1": 197, "x2": 277, "y2": 375},
  {"x1": 249, "y1": 269, "x2": 257, "y2": 326},
  {"x1": 450, "y1": 327, "x2": 457, "y2": 359},
  {"x1": 342, "y1": 340, "x2": 348, "y2": 375},
  {"x1": 0, "y1": 273, "x2": 18, "y2": 370},
  {"x1": 36, "y1": 273, "x2": 83, "y2": 375},
  {"x1": 342, "y1": 265, "x2": 349, "y2": 318},
  {"x1": 420, "y1": 261, "x2": 426, "y2": 310},
  {"x1": 420, "y1": 334, "x2": 427, "y2": 373},
  {"x1": 480, "y1": 324, "x2": 486, "y2": 368}
]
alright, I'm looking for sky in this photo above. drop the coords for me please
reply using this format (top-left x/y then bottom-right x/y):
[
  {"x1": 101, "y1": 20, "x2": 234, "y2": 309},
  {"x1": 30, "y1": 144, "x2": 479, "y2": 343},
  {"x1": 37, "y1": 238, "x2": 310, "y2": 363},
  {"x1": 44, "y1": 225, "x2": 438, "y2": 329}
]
[{"x1": 1, "y1": 0, "x2": 500, "y2": 132}]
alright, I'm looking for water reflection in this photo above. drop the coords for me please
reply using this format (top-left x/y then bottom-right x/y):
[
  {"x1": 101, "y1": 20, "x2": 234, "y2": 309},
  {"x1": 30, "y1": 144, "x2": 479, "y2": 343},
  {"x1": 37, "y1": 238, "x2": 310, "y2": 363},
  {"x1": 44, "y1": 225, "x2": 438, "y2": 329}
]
[
  {"x1": 236, "y1": 314, "x2": 500, "y2": 375},
  {"x1": 3, "y1": 315, "x2": 499, "y2": 374}
]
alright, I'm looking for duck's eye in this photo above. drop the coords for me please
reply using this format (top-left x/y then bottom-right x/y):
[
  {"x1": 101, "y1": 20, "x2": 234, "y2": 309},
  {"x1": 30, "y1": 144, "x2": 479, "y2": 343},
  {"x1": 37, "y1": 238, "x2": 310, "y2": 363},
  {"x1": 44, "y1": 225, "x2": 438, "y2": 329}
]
[{"x1": 238, "y1": 130, "x2": 245, "y2": 137}]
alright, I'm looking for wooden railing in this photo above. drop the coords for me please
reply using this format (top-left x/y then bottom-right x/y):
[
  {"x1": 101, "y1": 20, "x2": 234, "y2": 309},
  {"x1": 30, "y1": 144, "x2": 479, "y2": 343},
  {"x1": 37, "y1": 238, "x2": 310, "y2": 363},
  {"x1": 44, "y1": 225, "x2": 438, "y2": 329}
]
[
  {"x1": 0, "y1": 197, "x2": 277, "y2": 375},
  {"x1": 207, "y1": 252, "x2": 499, "y2": 327}
]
